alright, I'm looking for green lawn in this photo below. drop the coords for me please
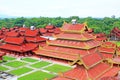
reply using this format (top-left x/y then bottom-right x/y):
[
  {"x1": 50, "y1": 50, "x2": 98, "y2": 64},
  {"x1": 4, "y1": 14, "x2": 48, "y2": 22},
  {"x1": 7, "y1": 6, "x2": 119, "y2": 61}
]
[
  {"x1": 116, "y1": 41, "x2": 120, "y2": 46},
  {"x1": 18, "y1": 71, "x2": 55, "y2": 80},
  {"x1": 9, "y1": 67, "x2": 33, "y2": 76},
  {"x1": 30, "y1": 61, "x2": 51, "y2": 68},
  {"x1": 0, "y1": 66, "x2": 9, "y2": 71},
  {"x1": 21, "y1": 57, "x2": 38, "y2": 63},
  {"x1": 44, "y1": 64, "x2": 72, "y2": 73},
  {"x1": 4, "y1": 61, "x2": 27, "y2": 68},
  {"x1": 3, "y1": 56, "x2": 16, "y2": 61}
]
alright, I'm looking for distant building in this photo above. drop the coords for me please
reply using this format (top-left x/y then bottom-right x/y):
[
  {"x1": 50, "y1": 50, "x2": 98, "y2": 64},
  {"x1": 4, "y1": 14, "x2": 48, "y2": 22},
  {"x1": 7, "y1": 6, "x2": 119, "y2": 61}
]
[{"x1": 110, "y1": 27, "x2": 120, "y2": 41}]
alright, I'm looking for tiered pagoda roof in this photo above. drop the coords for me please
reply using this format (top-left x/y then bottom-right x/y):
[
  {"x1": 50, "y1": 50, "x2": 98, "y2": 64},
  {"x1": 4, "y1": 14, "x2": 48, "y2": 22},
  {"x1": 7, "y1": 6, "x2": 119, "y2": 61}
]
[
  {"x1": 98, "y1": 42, "x2": 116, "y2": 59},
  {"x1": 34, "y1": 23, "x2": 101, "y2": 62},
  {"x1": 0, "y1": 27, "x2": 46, "y2": 54},
  {"x1": 0, "y1": 37, "x2": 38, "y2": 53},
  {"x1": 110, "y1": 27, "x2": 120, "y2": 40},
  {"x1": 95, "y1": 33, "x2": 107, "y2": 41},
  {"x1": 25, "y1": 29, "x2": 46, "y2": 43},
  {"x1": 39, "y1": 25, "x2": 61, "y2": 36},
  {"x1": 111, "y1": 27, "x2": 120, "y2": 37},
  {"x1": 34, "y1": 22, "x2": 120, "y2": 80},
  {"x1": 59, "y1": 63, "x2": 119, "y2": 80}
]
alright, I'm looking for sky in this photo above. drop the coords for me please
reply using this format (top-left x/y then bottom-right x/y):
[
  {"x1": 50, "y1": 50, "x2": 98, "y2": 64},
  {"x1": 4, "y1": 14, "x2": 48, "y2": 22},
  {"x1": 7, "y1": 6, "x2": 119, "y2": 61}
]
[{"x1": 0, "y1": 0, "x2": 120, "y2": 18}]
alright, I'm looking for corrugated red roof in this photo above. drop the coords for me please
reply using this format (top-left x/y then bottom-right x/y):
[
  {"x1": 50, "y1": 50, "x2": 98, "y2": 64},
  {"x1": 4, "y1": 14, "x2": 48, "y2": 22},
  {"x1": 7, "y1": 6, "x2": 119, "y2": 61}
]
[
  {"x1": 102, "y1": 42, "x2": 116, "y2": 48},
  {"x1": 39, "y1": 28, "x2": 47, "y2": 34},
  {"x1": 34, "y1": 49, "x2": 78, "y2": 61},
  {"x1": 48, "y1": 29, "x2": 54, "y2": 33},
  {"x1": 45, "y1": 25, "x2": 54, "y2": 29},
  {"x1": 26, "y1": 36, "x2": 46, "y2": 42},
  {"x1": 96, "y1": 33, "x2": 106, "y2": 38},
  {"x1": 95, "y1": 37, "x2": 107, "y2": 41},
  {"x1": 97, "y1": 67, "x2": 120, "y2": 80},
  {"x1": 63, "y1": 66, "x2": 88, "y2": 80},
  {"x1": 101, "y1": 52, "x2": 113, "y2": 59},
  {"x1": 4, "y1": 37, "x2": 24, "y2": 45},
  {"x1": 55, "y1": 33, "x2": 95, "y2": 41},
  {"x1": 54, "y1": 28, "x2": 61, "y2": 34},
  {"x1": 19, "y1": 27, "x2": 28, "y2": 32},
  {"x1": 88, "y1": 63, "x2": 111, "y2": 79},
  {"x1": 0, "y1": 43, "x2": 38, "y2": 52},
  {"x1": 82, "y1": 53, "x2": 102, "y2": 69},
  {"x1": 42, "y1": 45, "x2": 89, "y2": 56},
  {"x1": 6, "y1": 31, "x2": 20, "y2": 37},
  {"x1": 48, "y1": 40, "x2": 100, "y2": 49},
  {"x1": 98, "y1": 47, "x2": 115, "y2": 54},
  {"x1": 62, "y1": 23, "x2": 85, "y2": 31},
  {"x1": 25, "y1": 29, "x2": 39, "y2": 37}
]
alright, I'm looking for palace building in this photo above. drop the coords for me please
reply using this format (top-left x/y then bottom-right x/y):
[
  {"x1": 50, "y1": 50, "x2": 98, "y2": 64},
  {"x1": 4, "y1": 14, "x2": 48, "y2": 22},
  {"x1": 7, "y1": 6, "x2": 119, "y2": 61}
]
[{"x1": 34, "y1": 22, "x2": 120, "y2": 80}]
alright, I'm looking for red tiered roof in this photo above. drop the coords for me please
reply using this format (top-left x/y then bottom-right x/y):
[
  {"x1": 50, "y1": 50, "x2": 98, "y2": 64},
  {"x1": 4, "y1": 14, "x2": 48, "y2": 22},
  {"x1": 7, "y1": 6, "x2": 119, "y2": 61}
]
[
  {"x1": 26, "y1": 36, "x2": 46, "y2": 43},
  {"x1": 25, "y1": 29, "x2": 39, "y2": 37},
  {"x1": 5, "y1": 31, "x2": 20, "y2": 37},
  {"x1": 98, "y1": 42, "x2": 116, "y2": 59},
  {"x1": 41, "y1": 45, "x2": 97, "y2": 56},
  {"x1": 54, "y1": 28, "x2": 61, "y2": 34},
  {"x1": 55, "y1": 32, "x2": 95, "y2": 41},
  {"x1": 34, "y1": 49, "x2": 78, "y2": 61},
  {"x1": 101, "y1": 42, "x2": 116, "y2": 48},
  {"x1": 63, "y1": 66, "x2": 88, "y2": 80},
  {"x1": 97, "y1": 67, "x2": 120, "y2": 80},
  {"x1": 19, "y1": 27, "x2": 28, "y2": 32},
  {"x1": 98, "y1": 47, "x2": 115, "y2": 53},
  {"x1": 32, "y1": 22, "x2": 120, "y2": 79},
  {"x1": 88, "y1": 63, "x2": 111, "y2": 79},
  {"x1": 61, "y1": 23, "x2": 86, "y2": 32},
  {"x1": 48, "y1": 40, "x2": 101, "y2": 49},
  {"x1": 0, "y1": 43, "x2": 38, "y2": 53},
  {"x1": 45, "y1": 25, "x2": 54, "y2": 29},
  {"x1": 39, "y1": 25, "x2": 61, "y2": 36},
  {"x1": 101, "y1": 52, "x2": 113, "y2": 59},
  {"x1": 55, "y1": 63, "x2": 116, "y2": 80},
  {"x1": 81, "y1": 53, "x2": 102, "y2": 69},
  {"x1": 111, "y1": 27, "x2": 120, "y2": 38},
  {"x1": 95, "y1": 37, "x2": 107, "y2": 41},
  {"x1": 39, "y1": 28, "x2": 47, "y2": 34},
  {"x1": 0, "y1": 27, "x2": 45, "y2": 53},
  {"x1": 4, "y1": 37, "x2": 24, "y2": 45},
  {"x1": 48, "y1": 29, "x2": 54, "y2": 33}
]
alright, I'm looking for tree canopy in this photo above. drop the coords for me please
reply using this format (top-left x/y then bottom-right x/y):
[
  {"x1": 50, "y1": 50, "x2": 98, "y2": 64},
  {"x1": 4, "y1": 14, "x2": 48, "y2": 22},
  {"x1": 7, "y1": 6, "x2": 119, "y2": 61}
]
[{"x1": 0, "y1": 16, "x2": 120, "y2": 34}]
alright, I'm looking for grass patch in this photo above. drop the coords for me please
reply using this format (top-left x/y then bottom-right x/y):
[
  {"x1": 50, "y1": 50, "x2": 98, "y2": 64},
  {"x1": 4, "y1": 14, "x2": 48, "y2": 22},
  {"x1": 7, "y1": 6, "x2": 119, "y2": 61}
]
[
  {"x1": 9, "y1": 67, "x2": 33, "y2": 76},
  {"x1": 3, "y1": 56, "x2": 16, "y2": 61},
  {"x1": 44, "y1": 64, "x2": 72, "y2": 73},
  {"x1": 4, "y1": 61, "x2": 26, "y2": 68},
  {"x1": 21, "y1": 57, "x2": 38, "y2": 62},
  {"x1": 0, "y1": 66, "x2": 9, "y2": 71},
  {"x1": 116, "y1": 41, "x2": 120, "y2": 46},
  {"x1": 18, "y1": 71, "x2": 55, "y2": 80},
  {"x1": 30, "y1": 61, "x2": 51, "y2": 68}
]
